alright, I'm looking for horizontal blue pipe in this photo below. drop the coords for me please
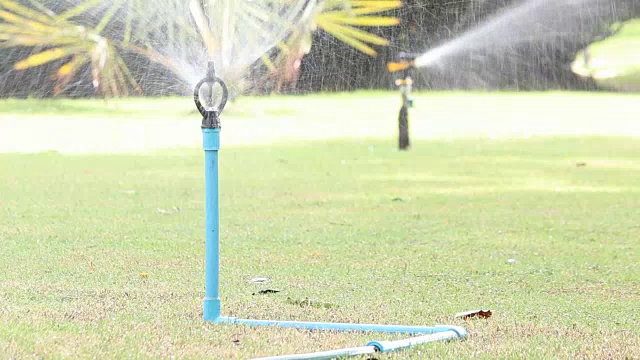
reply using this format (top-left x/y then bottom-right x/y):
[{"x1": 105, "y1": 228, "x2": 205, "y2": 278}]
[
  {"x1": 253, "y1": 345, "x2": 377, "y2": 360},
  {"x1": 211, "y1": 317, "x2": 467, "y2": 337},
  {"x1": 253, "y1": 330, "x2": 465, "y2": 360},
  {"x1": 367, "y1": 330, "x2": 462, "y2": 353}
]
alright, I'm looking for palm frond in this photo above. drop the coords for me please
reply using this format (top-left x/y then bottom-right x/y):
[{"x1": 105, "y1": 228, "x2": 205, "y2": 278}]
[
  {"x1": 0, "y1": 0, "x2": 402, "y2": 96},
  {"x1": 315, "y1": 0, "x2": 402, "y2": 56}
]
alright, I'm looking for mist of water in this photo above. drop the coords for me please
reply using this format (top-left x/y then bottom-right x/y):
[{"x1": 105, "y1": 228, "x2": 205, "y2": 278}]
[
  {"x1": 415, "y1": 0, "x2": 610, "y2": 68},
  {"x1": 0, "y1": 0, "x2": 316, "y2": 96},
  {"x1": 171, "y1": 0, "x2": 316, "y2": 87}
]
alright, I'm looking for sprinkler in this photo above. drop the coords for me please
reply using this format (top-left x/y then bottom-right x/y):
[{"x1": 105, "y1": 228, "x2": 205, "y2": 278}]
[
  {"x1": 194, "y1": 61, "x2": 228, "y2": 129},
  {"x1": 194, "y1": 60, "x2": 228, "y2": 320},
  {"x1": 194, "y1": 61, "x2": 466, "y2": 359},
  {"x1": 387, "y1": 52, "x2": 419, "y2": 150}
]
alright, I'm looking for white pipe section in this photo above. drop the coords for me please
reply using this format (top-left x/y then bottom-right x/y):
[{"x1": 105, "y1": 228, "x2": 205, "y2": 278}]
[
  {"x1": 252, "y1": 330, "x2": 463, "y2": 360},
  {"x1": 252, "y1": 346, "x2": 376, "y2": 360}
]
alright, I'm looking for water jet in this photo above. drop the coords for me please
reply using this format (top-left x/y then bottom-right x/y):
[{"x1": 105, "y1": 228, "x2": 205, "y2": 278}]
[{"x1": 414, "y1": 0, "x2": 615, "y2": 69}]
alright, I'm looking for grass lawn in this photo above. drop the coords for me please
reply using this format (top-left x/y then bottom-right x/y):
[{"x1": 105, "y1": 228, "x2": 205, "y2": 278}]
[
  {"x1": 1, "y1": 94, "x2": 639, "y2": 358},
  {"x1": 572, "y1": 18, "x2": 640, "y2": 91},
  {"x1": 2, "y1": 91, "x2": 640, "y2": 154}
]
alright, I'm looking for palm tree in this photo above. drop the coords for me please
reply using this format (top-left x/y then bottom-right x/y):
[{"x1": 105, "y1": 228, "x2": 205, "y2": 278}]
[{"x1": 0, "y1": 0, "x2": 402, "y2": 96}]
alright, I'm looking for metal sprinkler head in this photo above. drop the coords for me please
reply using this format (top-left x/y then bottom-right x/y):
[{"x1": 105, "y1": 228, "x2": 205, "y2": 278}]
[
  {"x1": 396, "y1": 52, "x2": 420, "y2": 60},
  {"x1": 194, "y1": 61, "x2": 229, "y2": 129}
]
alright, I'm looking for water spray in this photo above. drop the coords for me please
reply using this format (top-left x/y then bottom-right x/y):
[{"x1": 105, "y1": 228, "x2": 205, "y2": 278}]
[
  {"x1": 387, "y1": 52, "x2": 419, "y2": 150},
  {"x1": 194, "y1": 61, "x2": 466, "y2": 359},
  {"x1": 412, "y1": 0, "x2": 617, "y2": 70}
]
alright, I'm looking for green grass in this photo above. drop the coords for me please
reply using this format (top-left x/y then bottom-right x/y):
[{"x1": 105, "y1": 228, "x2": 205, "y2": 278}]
[
  {"x1": 573, "y1": 18, "x2": 640, "y2": 91},
  {"x1": 3, "y1": 91, "x2": 640, "y2": 157},
  {"x1": 0, "y1": 97, "x2": 197, "y2": 116},
  {"x1": 2, "y1": 131, "x2": 639, "y2": 358}
]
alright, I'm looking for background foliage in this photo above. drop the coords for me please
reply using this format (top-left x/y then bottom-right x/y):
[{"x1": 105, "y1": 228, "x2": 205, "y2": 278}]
[{"x1": 0, "y1": 0, "x2": 638, "y2": 97}]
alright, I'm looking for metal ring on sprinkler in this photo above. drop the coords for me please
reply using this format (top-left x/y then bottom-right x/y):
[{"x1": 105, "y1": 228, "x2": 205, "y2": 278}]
[{"x1": 194, "y1": 61, "x2": 229, "y2": 128}]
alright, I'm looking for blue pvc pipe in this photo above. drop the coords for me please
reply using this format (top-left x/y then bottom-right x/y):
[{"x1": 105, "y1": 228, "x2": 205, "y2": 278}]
[
  {"x1": 367, "y1": 329, "x2": 463, "y2": 352},
  {"x1": 253, "y1": 345, "x2": 377, "y2": 360},
  {"x1": 253, "y1": 330, "x2": 465, "y2": 360},
  {"x1": 214, "y1": 317, "x2": 466, "y2": 337},
  {"x1": 200, "y1": 121, "x2": 467, "y2": 355},
  {"x1": 203, "y1": 128, "x2": 221, "y2": 321}
]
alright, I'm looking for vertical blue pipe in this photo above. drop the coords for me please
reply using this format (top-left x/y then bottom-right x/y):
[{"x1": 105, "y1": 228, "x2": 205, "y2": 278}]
[{"x1": 203, "y1": 127, "x2": 221, "y2": 321}]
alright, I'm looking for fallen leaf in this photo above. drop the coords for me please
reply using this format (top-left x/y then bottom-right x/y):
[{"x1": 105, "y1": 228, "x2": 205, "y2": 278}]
[
  {"x1": 230, "y1": 333, "x2": 243, "y2": 345},
  {"x1": 249, "y1": 277, "x2": 270, "y2": 284},
  {"x1": 454, "y1": 309, "x2": 492, "y2": 319},
  {"x1": 252, "y1": 289, "x2": 280, "y2": 295},
  {"x1": 156, "y1": 207, "x2": 180, "y2": 215}
]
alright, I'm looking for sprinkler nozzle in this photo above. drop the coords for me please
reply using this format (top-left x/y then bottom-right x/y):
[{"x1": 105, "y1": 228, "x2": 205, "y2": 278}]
[
  {"x1": 194, "y1": 60, "x2": 229, "y2": 129},
  {"x1": 387, "y1": 52, "x2": 419, "y2": 73},
  {"x1": 387, "y1": 61, "x2": 415, "y2": 73},
  {"x1": 207, "y1": 61, "x2": 216, "y2": 80}
]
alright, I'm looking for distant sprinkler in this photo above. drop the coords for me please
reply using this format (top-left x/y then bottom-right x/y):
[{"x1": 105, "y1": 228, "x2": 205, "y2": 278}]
[{"x1": 387, "y1": 52, "x2": 419, "y2": 150}]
